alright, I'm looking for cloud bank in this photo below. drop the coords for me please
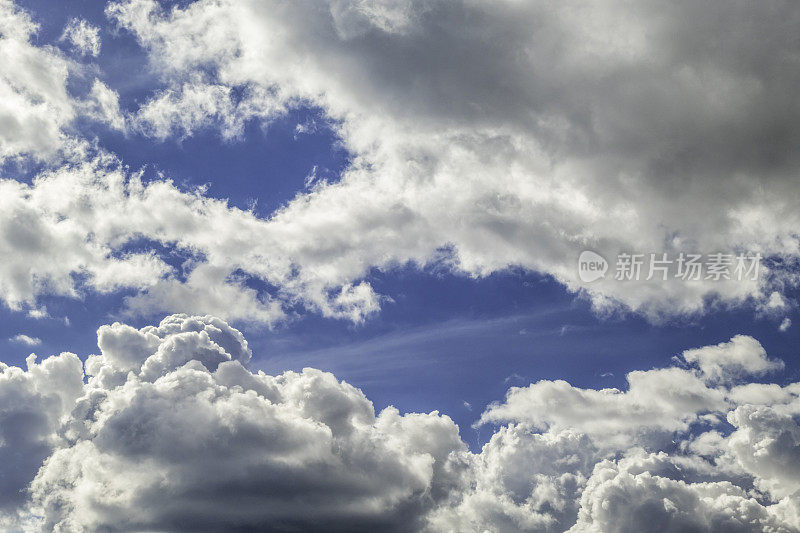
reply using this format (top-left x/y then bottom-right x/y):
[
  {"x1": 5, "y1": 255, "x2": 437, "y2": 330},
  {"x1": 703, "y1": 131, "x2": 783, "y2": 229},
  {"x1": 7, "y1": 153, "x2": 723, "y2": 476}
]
[
  {"x1": 0, "y1": 314, "x2": 798, "y2": 531},
  {"x1": 102, "y1": 0, "x2": 800, "y2": 320},
  {"x1": 0, "y1": 0, "x2": 800, "y2": 324}
]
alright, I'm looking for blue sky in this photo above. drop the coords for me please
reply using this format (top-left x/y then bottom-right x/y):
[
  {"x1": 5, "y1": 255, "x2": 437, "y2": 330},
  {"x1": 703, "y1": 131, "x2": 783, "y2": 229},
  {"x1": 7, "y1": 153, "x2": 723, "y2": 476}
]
[
  {"x1": 3, "y1": 1, "x2": 800, "y2": 530},
  {"x1": 4, "y1": 261, "x2": 799, "y2": 450},
  {"x1": 2, "y1": 0, "x2": 799, "y2": 450}
]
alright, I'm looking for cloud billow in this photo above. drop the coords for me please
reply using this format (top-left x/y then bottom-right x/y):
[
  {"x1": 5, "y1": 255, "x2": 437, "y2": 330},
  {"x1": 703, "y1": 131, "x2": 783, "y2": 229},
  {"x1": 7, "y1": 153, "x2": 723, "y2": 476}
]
[
  {"x1": 99, "y1": 0, "x2": 800, "y2": 321},
  {"x1": 2, "y1": 0, "x2": 800, "y2": 323},
  {"x1": 0, "y1": 314, "x2": 796, "y2": 531},
  {"x1": 2, "y1": 1, "x2": 800, "y2": 530}
]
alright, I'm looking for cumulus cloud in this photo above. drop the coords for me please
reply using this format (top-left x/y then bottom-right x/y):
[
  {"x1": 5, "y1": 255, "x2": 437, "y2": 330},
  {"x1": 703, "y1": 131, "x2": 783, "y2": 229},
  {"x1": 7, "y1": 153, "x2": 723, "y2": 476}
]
[
  {"x1": 0, "y1": 158, "x2": 175, "y2": 314},
  {"x1": 3, "y1": 1, "x2": 800, "y2": 528},
  {"x1": 94, "y1": 0, "x2": 800, "y2": 322},
  {"x1": 682, "y1": 335, "x2": 784, "y2": 384},
  {"x1": 9, "y1": 334, "x2": 41, "y2": 346},
  {"x1": 727, "y1": 406, "x2": 800, "y2": 500},
  {"x1": 0, "y1": 316, "x2": 798, "y2": 531},
  {"x1": 0, "y1": 0, "x2": 75, "y2": 161},
  {"x1": 24, "y1": 314, "x2": 467, "y2": 531},
  {"x1": 0, "y1": 352, "x2": 83, "y2": 522},
  {"x1": 85, "y1": 79, "x2": 127, "y2": 132},
  {"x1": 132, "y1": 81, "x2": 281, "y2": 140},
  {"x1": 478, "y1": 366, "x2": 727, "y2": 450},
  {"x1": 0, "y1": 2, "x2": 129, "y2": 165},
  {"x1": 427, "y1": 426, "x2": 598, "y2": 533},
  {"x1": 0, "y1": 150, "x2": 391, "y2": 322},
  {"x1": 568, "y1": 452, "x2": 795, "y2": 533},
  {"x1": 462, "y1": 334, "x2": 800, "y2": 532}
]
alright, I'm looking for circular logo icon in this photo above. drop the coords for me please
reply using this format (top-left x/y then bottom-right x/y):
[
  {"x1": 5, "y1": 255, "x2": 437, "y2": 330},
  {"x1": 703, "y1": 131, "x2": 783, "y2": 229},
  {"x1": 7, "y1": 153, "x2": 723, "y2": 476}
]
[{"x1": 578, "y1": 251, "x2": 608, "y2": 283}]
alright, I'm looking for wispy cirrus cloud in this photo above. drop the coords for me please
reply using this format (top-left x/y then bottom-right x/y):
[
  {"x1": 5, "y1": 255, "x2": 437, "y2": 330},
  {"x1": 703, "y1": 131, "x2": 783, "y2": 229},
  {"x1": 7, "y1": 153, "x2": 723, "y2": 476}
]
[{"x1": 60, "y1": 18, "x2": 101, "y2": 58}]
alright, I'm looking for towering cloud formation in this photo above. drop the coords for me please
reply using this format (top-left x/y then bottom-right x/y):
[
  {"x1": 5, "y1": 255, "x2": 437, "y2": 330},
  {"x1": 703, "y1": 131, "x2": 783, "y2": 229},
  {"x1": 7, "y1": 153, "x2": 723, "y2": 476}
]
[
  {"x1": 26, "y1": 315, "x2": 467, "y2": 531},
  {"x1": 0, "y1": 352, "x2": 83, "y2": 528},
  {"x1": 0, "y1": 315, "x2": 796, "y2": 531}
]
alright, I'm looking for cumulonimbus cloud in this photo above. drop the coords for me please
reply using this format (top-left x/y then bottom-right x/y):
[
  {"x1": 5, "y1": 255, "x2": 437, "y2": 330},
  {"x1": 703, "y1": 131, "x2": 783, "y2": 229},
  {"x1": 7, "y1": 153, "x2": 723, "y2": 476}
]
[{"x1": 0, "y1": 314, "x2": 797, "y2": 531}]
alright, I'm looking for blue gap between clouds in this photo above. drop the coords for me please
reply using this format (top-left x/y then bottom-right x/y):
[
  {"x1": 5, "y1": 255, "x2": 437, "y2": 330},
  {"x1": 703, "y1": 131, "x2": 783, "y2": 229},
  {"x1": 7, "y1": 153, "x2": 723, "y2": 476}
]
[
  {"x1": 99, "y1": 112, "x2": 349, "y2": 218},
  {"x1": 249, "y1": 265, "x2": 800, "y2": 451},
  {"x1": 19, "y1": 0, "x2": 350, "y2": 218}
]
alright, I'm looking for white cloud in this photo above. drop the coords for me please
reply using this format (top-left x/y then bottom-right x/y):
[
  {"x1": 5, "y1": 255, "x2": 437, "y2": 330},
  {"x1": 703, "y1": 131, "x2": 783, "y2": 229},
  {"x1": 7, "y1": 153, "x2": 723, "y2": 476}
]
[
  {"x1": 9, "y1": 333, "x2": 41, "y2": 346},
  {"x1": 682, "y1": 335, "x2": 784, "y2": 384},
  {"x1": 568, "y1": 451, "x2": 794, "y2": 533},
  {"x1": 0, "y1": 149, "x2": 386, "y2": 323},
  {"x1": 0, "y1": 317, "x2": 798, "y2": 531},
  {"x1": 0, "y1": 159, "x2": 178, "y2": 314},
  {"x1": 477, "y1": 367, "x2": 728, "y2": 450},
  {"x1": 446, "y1": 343, "x2": 800, "y2": 532},
  {"x1": 26, "y1": 307, "x2": 49, "y2": 320},
  {"x1": 60, "y1": 18, "x2": 101, "y2": 57},
  {"x1": 97, "y1": 0, "x2": 800, "y2": 322},
  {"x1": 2, "y1": 2, "x2": 800, "y2": 527},
  {"x1": 727, "y1": 405, "x2": 800, "y2": 500},
  {"x1": 0, "y1": 351, "x2": 83, "y2": 519},
  {"x1": 0, "y1": 0, "x2": 74, "y2": 161},
  {"x1": 455, "y1": 334, "x2": 800, "y2": 531},
  {"x1": 428, "y1": 427, "x2": 598, "y2": 533},
  {"x1": 0, "y1": 3, "x2": 127, "y2": 164},
  {"x1": 1, "y1": 0, "x2": 799, "y2": 324},
  {"x1": 132, "y1": 81, "x2": 281, "y2": 140},
  {"x1": 27, "y1": 314, "x2": 467, "y2": 531},
  {"x1": 85, "y1": 79, "x2": 126, "y2": 132}
]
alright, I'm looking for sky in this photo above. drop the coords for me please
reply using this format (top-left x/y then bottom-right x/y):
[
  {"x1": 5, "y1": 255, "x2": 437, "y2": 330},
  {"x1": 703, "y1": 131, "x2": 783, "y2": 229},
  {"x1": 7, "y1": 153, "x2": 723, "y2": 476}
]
[{"x1": 2, "y1": 0, "x2": 800, "y2": 531}]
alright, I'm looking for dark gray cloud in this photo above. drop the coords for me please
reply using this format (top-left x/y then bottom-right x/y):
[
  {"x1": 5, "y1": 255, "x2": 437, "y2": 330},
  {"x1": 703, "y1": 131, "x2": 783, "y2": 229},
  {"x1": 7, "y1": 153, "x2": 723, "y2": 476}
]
[{"x1": 0, "y1": 353, "x2": 83, "y2": 520}]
